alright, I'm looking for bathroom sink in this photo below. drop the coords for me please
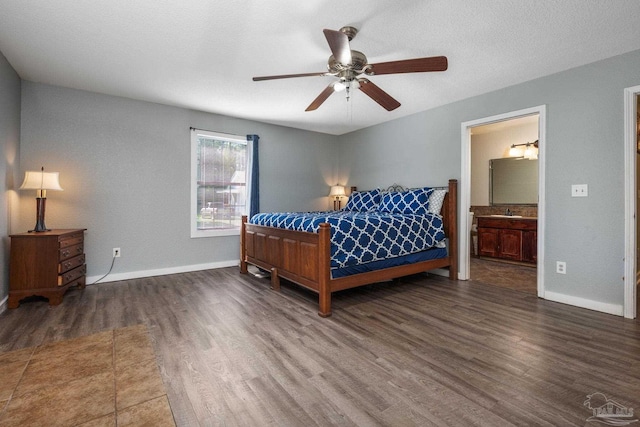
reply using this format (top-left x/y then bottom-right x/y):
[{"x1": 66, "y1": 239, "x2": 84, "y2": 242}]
[{"x1": 490, "y1": 214, "x2": 523, "y2": 218}]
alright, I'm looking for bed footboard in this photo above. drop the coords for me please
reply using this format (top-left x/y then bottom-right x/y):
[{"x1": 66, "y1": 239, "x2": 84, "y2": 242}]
[{"x1": 241, "y1": 217, "x2": 333, "y2": 316}]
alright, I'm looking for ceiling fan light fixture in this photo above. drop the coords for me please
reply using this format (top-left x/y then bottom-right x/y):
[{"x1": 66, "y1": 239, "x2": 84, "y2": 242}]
[{"x1": 334, "y1": 81, "x2": 346, "y2": 92}]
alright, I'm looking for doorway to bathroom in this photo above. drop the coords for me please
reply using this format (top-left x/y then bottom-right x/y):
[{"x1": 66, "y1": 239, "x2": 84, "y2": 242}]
[
  {"x1": 469, "y1": 115, "x2": 539, "y2": 294},
  {"x1": 460, "y1": 105, "x2": 546, "y2": 298}
]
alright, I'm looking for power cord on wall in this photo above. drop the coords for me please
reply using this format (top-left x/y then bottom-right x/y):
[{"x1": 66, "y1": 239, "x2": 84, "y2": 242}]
[{"x1": 90, "y1": 254, "x2": 117, "y2": 285}]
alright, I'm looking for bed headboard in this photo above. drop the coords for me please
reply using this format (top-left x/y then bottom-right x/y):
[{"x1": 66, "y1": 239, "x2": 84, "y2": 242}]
[{"x1": 350, "y1": 179, "x2": 458, "y2": 278}]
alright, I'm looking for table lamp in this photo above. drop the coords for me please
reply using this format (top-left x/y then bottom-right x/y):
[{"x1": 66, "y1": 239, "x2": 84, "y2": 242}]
[
  {"x1": 19, "y1": 166, "x2": 63, "y2": 232},
  {"x1": 328, "y1": 185, "x2": 346, "y2": 210}
]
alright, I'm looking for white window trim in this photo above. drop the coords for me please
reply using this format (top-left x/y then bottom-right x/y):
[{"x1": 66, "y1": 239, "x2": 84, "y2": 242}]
[{"x1": 190, "y1": 128, "x2": 248, "y2": 238}]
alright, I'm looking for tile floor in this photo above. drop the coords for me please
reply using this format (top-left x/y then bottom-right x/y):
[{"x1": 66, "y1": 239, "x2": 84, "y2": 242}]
[{"x1": 0, "y1": 324, "x2": 175, "y2": 426}]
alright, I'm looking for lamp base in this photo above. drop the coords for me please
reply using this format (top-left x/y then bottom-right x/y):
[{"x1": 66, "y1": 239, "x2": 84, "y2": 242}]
[{"x1": 28, "y1": 197, "x2": 50, "y2": 233}]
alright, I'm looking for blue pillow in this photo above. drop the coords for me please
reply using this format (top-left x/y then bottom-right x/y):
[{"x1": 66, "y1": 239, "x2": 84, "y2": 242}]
[
  {"x1": 343, "y1": 189, "x2": 382, "y2": 212},
  {"x1": 378, "y1": 187, "x2": 434, "y2": 214}
]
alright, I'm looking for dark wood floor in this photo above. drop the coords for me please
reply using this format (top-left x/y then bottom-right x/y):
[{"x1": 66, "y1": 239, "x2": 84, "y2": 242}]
[
  {"x1": 1, "y1": 267, "x2": 639, "y2": 426},
  {"x1": 469, "y1": 257, "x2": 537, "y2": 294}
]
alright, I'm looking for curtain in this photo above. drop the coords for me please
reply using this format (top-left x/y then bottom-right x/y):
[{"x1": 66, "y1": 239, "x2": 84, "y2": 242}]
[{"x1": 246, "y1": 134, "x2": 260, "y2": 218}]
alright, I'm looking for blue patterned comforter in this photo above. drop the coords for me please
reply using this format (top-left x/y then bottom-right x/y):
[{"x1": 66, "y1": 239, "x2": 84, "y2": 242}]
[{"x1": 250, "y1": 211, "x2": 445, "y2": 269}]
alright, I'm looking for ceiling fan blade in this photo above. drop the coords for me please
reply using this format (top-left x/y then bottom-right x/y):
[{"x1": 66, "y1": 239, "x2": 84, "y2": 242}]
[
  {"x1": 323, "y1": 29, "x2": 352, "y2": 65},
  {"x1": 253, "y1": 71, "x2": 329, "y2": 81},
  {"x1": 367, "y1": 56, "x2": 448, "y2": 75},
  {"x1": 305, "y1": 83, "x2": 336, "y2": 111},
  {"x1": 358, "y1": 79, "x2": 401, "y2": 111}
]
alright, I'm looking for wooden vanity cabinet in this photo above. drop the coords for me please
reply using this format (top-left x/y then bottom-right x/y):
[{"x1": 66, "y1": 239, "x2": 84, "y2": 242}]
[
  {"x1": 522, "y1": 230, "x2": 537, "y2": 263},
  {"x1": 477, "y1": 217, "x2": 537, "y2": 264}
]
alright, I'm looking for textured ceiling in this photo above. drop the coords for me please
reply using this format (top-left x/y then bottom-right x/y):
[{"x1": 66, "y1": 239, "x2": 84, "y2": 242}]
[{"x1": 1, "y1": 0, "x2": 639, "y2": 135}]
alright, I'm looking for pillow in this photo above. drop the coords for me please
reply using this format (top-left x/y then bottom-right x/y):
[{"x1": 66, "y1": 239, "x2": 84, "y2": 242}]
[
  {"x1": 343, "y1": 189, "x2": 382, "y2": 212},
  {"x1": 428, "y1": 189, "x2": 447, "y2": 215},
  {"x1": 378, "y1": 187, "x2": 434, "y2": 215}
]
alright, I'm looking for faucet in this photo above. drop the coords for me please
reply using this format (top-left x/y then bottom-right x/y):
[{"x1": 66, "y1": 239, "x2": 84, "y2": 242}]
[{"x1": 505, "y1": 208, "x2": 512, "y2": 216}]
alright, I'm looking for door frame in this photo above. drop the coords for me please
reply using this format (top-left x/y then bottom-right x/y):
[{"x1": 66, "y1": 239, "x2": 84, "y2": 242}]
[
  {"x1": 623, "y1": 85, "x2": 639, "y2": 319},
  {"x1": 460, "y1": 105, "x2": 546, "y2": 298}
]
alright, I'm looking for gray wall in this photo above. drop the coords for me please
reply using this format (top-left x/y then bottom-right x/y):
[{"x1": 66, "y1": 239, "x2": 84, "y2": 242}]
[
  {"x1": 18, "y1": 82, "x2": 338, "y2": 281},
  {"x1": 339, "y1": 48, "x2": 640, "y2": 309},
  {"x1": 0, "y1": 51, "x2": 21, "y2": 306}
]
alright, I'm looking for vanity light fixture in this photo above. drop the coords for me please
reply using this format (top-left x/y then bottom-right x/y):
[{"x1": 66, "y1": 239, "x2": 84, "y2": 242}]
[
  {"x1": 523, "y1": 144, "x2": 536, "y2": 160},
  {"x1": 509, "y1": 139, "x2": 538, "y2": 160}
]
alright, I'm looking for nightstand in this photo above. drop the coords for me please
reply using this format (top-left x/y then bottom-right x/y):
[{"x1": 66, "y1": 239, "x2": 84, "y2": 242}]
[{"x1": 8, "y1": 229, "x2": 87, "y2": 308}]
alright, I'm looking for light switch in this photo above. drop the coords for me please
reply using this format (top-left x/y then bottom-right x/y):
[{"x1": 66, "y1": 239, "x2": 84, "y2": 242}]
[{"x1": 571, "y1": 184, "x2": 588, "y2": 197}]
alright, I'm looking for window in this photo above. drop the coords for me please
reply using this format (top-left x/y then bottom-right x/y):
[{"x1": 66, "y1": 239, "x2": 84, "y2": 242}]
[{"x1": 190, "y1": 129, "x2": 255, "y2": 237}]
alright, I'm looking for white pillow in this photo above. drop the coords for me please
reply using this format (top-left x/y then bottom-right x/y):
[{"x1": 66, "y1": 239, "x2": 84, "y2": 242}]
[{"x1": 428, "y1": 189, "x2": 447, "y2": 215}]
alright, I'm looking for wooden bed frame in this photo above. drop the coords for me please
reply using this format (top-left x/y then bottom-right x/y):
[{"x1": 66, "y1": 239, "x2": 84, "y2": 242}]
[{"x1": 240, "y1": 179, "x2": 458, "y2": 317}]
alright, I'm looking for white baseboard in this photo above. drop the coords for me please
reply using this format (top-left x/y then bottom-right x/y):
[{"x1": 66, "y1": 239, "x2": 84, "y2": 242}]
[
  {"x1": 86, "y1": 259, "x2": 240, "y2": 285},
  {"x1": 428, "y1": 268, "x2": 451, "y2": 278},
  {"x1": 544, "y1": 291, "x2": 623, "y2": 316}
]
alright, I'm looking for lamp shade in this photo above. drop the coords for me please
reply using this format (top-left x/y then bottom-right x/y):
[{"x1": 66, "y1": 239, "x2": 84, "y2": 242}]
[
  {"x1": 328, "y1": 185, "x2": 346, "y2": 197},
  {"x1": 20, "y1": 171, "x2": 63, "y2": 191}
]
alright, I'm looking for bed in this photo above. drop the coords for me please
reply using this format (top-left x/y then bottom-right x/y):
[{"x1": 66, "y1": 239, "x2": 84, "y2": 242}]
[{"x1": 240, "y1": 179, "x2": 458, "y2": 317}]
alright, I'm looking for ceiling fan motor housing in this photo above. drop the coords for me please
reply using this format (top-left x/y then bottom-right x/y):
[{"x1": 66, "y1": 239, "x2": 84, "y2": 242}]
[{"x1": 328, "y1": 50, "x2": 368, "y2": 78}]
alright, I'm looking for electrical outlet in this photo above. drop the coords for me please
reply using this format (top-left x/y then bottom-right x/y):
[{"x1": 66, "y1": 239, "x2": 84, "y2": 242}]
[
  {"x1": 571, "y1": 184, "x2": 588, "y2": 197},
  {"x1": 556, "y1": 261, "x2": 566, "y2": 274},
  {"x1": 113, "y1": 247, "x2": 121, "y2": 258}
]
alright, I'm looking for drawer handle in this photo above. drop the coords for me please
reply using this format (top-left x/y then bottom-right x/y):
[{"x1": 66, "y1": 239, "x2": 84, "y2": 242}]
[
  {"x1": 63, "y1": 261, "x2": 72, "y2": 269},
  {"x1": 64, "y1": 269, "x2": 84, "y2": 282},
  {"x1": 62, "y1": 250, "x2": 70, "y2": 257}
]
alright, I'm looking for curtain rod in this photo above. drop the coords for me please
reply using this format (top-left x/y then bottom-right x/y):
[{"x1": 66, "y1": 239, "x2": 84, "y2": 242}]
[{"x1": 189, "y1": 126, "x2": 246, "y2": 138}]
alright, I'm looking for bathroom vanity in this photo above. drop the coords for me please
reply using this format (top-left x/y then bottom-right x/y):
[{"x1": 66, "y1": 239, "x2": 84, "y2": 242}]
[{"x1": 476, "y1": 215, "x2": 537, "y2": 264}]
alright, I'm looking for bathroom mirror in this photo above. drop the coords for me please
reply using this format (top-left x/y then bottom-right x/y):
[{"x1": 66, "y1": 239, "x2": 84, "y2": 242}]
[{"x1": 490, "y1": 158, "x2": 538, "y2": 205}]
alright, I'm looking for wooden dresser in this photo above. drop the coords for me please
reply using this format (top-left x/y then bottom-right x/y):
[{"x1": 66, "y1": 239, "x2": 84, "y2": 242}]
[
  {"x1": 8, "y1": 229, "x2": 86, "y2": 308},
  {"x1": 477, "y1": 216, "x2": 537, "y2": 264}
]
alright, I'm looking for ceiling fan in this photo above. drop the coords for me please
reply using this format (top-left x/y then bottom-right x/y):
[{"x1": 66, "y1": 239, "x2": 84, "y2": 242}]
[{"x1": 252, "y1": 26, "x2": 448, "y2": 112}]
